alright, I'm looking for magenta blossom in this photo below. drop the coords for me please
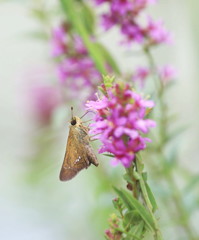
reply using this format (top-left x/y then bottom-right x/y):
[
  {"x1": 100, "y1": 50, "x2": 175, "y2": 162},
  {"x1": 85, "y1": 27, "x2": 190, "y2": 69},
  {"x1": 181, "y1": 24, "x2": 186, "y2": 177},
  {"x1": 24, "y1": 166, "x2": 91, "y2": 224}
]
[
  {"x1": 110, "y1": 0, "x2": 134, "y2": 16},
  {"x1": 159, "y1": 65, "x2": 177, "y2": 84},
  {"x1": 145, "y1": 17, "x2": 173, "y2": 45},
  {"x1": 94, "y1": 0, "x2": 170, "y2": 46},
  {"x1": 51, "y1": 25, "x2": 69, "y2": 57},
  {"x1": 86, "y1": 83, "x2": 156, "y2": 167},
  {"x1": 51, "y1": 24, "x2": 103, "y2": 100},
  {"x1": 57, "y1": 57, "x2": 101, "y2": 92},
  {"x1": 133, "y1": 66, "x2": 150, "y2": 87},
  {"x1": 105, "y1": 229, "x2": 114, "y2": 240}
]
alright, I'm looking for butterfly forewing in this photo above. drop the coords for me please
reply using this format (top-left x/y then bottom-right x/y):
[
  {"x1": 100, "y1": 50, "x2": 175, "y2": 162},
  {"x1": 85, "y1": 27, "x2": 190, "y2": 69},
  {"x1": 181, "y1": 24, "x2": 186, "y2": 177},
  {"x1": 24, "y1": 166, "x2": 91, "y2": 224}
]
[{"x1": 59, "y1": 117, "x2": 98, "y2": 181}]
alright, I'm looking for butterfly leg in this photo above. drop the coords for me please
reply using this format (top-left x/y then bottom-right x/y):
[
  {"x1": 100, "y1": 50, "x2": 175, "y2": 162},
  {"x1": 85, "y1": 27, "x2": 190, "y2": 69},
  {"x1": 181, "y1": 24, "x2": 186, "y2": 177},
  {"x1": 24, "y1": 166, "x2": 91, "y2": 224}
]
[
  {"x1": 86, "y1": 145, "x2": 99, "y2": 167},
  {"x1": 90, "y1": 139, "x2": 98, "y2": 142},
  {"x1": 85, "y1": 158, "x2": 90, "y2": 169}
]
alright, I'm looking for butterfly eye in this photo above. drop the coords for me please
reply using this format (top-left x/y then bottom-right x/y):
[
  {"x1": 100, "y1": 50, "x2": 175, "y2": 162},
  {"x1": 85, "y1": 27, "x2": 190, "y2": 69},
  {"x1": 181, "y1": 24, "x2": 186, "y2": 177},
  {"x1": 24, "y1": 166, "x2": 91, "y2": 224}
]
[{"x1": 71, "y1": 118, "x2": 77, "y2": 125}]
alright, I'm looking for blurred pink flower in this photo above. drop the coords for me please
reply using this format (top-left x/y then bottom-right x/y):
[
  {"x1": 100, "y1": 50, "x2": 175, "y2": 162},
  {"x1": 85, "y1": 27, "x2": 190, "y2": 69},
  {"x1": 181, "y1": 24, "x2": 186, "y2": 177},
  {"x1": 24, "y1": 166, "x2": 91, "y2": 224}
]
[
  {"x1": 51, "y1": 25, "x2": 69, "y2": 57},
  {"x1": 51, "y1": 24, "x2": 103, "y2": 100},
  {"x1": 30, "y1": 85, "x2": 62, "y2": 126},
  {"x1": 101, "y1": 13, "x2": 118, "y2": 30},
  {"x1": 86, "y1": 83, "x2": 156, "y2": 168},
  {"x1": 133, "y1": 66, "x2": 150, "y2": 87},
  {"x1": 145, "y1": 17, "x2": 173, "y2": 45},
  {"x1": 110, "y1": 0, "x2": 134, "y2": 16},
  {"x1": 94, "y1": 0, "x2": 170, "y2": 46},
  {"x1": 58, "y1": 57, "x2": 101, "y2": 86},
  {"x1": 159, "y1": 65, "x2": 177, "y2": 84},
  {"x1": 121, "y1": 21, "x2": 144, "y2": 44},
  {"x1": 105, "y1": 229, "x2": 114, "y2": 239}
]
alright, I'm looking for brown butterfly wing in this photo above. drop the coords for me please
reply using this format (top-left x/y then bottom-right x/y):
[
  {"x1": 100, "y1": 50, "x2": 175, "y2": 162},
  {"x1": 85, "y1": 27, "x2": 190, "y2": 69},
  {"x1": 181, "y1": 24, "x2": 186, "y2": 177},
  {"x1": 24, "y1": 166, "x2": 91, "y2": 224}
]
[{"x1": 59, "y1": 125, "x2": 91, "y2": 181}]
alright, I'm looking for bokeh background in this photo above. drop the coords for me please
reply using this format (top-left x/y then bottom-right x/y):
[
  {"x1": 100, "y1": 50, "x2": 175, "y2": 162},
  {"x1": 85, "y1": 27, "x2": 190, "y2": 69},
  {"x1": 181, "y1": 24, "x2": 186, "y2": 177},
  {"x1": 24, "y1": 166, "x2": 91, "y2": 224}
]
[{"x1": 0, "y1": 0, "x2": 198, "y2": 239}]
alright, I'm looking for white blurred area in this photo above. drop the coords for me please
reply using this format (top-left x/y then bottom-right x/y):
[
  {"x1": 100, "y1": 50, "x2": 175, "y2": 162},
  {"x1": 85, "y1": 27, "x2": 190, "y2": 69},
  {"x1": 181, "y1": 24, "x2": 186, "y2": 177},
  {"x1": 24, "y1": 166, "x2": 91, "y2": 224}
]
[{"x1": 0, "y1": 0, "x2": 199, "y2": 240}]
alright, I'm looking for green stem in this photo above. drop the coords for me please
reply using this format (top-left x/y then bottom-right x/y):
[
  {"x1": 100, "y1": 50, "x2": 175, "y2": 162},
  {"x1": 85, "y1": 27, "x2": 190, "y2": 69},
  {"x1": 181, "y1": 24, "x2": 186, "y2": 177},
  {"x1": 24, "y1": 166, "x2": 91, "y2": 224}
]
[
  {"x1": 143, "y1": 47, "x2": 162, "y2": 97},
  {"x1": 166, "y1": 171, "x2": 197, "y2": 240},
  {"x1": 144, "y1": 47, "x2": 197, "y2": 240},
  {"x1": 125, "y1": 159, "x2": 163, "y2": 240},
  {"x1": 136, "y1": 157, "x2": 163, "y2": 240},
  {"x1": 125, "y1": 166, "x2": 138, "y2": 198}
]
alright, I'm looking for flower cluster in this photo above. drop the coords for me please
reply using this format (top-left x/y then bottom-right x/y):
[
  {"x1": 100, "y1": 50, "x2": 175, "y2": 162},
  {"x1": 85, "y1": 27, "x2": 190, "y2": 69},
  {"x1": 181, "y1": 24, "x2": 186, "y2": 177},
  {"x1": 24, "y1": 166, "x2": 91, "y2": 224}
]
[
  {"x1": 132, "y1": 64, "x2": 177, "y2": 87},
  {"x1": 86, "y1": 82, "x2": 156, "y2": 167},
  {"x1": 51, "y1": 24, "x2": 101, "y2": 99},
  {"x1": 105, "y1": 213, "x2": 122, "y2": 240},
  {"x1": 94, "y1": 0, "x2": 172, "y2": 46}
]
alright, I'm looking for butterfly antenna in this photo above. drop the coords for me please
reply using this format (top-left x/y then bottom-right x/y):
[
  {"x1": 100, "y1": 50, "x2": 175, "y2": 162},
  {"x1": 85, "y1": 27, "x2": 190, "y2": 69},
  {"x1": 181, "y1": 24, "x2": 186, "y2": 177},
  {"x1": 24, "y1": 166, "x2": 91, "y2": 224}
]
[
  {"x1": 71, "y1": 107, "x2": 74, "y2": 118},
  {"x1": 80, "y1": 111, "x2": 89, "y2": 119}
]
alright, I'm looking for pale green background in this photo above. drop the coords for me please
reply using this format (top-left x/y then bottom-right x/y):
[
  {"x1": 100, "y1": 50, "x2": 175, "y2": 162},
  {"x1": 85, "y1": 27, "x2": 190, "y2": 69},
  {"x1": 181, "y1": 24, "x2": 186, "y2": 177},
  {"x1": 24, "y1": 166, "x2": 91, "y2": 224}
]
[{"x1": 0, "y1": 0, "x2": 198, "y2": 239}]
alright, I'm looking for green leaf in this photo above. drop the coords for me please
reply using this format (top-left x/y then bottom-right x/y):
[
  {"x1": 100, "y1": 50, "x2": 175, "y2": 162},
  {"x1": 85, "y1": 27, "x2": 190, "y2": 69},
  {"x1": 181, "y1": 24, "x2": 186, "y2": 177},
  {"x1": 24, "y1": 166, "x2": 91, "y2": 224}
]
[
  {"x1": 112, "y1": 198, "x2": 123, "y2": 211},
  {"x1": 78, "y1": 2, "x2": 96, "y2": 34},
  {"x1": 133, "y1": 171, "x2": 141, "y2": 180},
  {"x1": 98, "y1": 86, "x2": 107, "y2": 95},
  {"x1": 60, "y1": 0, "x2": 107, "y2": 74},
  {"x1": 123, "y1": 210, "x2": 142, "y2": 227},
  {"x1": 104, "y1": 235, "x2": 109, "y2": 240},
  {"x1": 184, "y1": 175, "x2": 199, "y2": 194},
  {"x1": 102, "y1": 153, "x2": 115, "y2": 158},
  {"x1": 103, "y1": 75, "x2": 115, "y2": 88},
  {"x1": 145, "y1": 183, "x2": 158, "y2": 212},
  {"x1": 114, "y1": 187, "x2": 156, "y2": 231},
  {"x1": 136, "y1": 155, "x2": 144, "y2": 172},
  {"x1": 113, "y1": 187, "x2": 134, "y2": 211},
  {"x1": 123, "y1": 173, "x2": 134, "y2": 185},
  {"x1": 128, "y1": 195, "x2": 155, "y2": 231},
  {"x1": 125, "y1": 232, "x2": 142, "y2": 240},
  {"x1": 142, "y1": 172, "x2": 147, "y2": 181},
  {"x1": 124, "y1": 221, "x2": 146, "y2": 240},
  {"x1": 130, "y1": 221, "x2": 145, "y2": 238},
  {"x1": 95, "y1": 43, "x2": 120, "y2": 74}
]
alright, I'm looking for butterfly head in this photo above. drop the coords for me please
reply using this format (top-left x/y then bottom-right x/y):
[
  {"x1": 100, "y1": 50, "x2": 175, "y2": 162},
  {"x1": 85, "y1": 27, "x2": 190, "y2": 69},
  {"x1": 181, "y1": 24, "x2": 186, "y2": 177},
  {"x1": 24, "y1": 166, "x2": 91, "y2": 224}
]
[{"x1": 70, "y1": 116, "x2": 82, "y2": 126}]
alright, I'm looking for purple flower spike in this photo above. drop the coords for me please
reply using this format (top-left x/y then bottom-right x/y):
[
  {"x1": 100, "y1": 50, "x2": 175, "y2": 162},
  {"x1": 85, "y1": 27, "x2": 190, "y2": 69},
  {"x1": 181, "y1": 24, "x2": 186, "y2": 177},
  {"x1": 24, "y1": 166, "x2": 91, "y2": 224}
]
[
  {"x1": 51, "y1": 25, "x2": 68, "y2": 57},
  {"x1": 93, "y1": 0, "x2": 171, "y2": 47},
  {"x1": 51, "y1": 24, "x2": 107, "y2": 100},
  {"x1": 86, "y1": 83, "x2": 156, "y2": 168}
]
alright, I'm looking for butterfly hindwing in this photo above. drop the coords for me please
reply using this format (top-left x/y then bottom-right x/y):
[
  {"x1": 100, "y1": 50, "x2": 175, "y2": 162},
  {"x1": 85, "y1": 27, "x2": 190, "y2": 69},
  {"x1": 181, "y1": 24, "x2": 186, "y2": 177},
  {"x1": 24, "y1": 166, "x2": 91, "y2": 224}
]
[{"x1": 60, "y1": 124, "x2": 91, "y2": 181}]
